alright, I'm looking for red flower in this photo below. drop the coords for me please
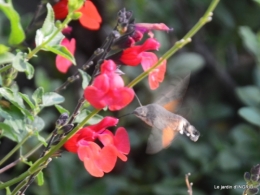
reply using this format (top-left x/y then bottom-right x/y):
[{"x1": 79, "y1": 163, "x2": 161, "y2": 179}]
[
  {"x1": 56, "y1": 38, "x2": 76, "y2": 73},
  {"x1": 84, "y1": 60, "x2": 134, "y2": 111},
  {"x1": 53, "y1": 0, "x2": 102, "y2": 30},
  {"x1": 141, "y1": 52, "x2": 167, "y2": 90},
  {"x1": 119, "y1": 38, "x2": 160, "y2": 66},
  {"x1": 64, "y1": 116, "x2": 130, "y2": 177}
]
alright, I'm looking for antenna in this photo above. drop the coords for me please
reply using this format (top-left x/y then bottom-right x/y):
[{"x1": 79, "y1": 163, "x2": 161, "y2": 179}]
[{"x1": 134, "y1": 92, "x2": 143, "y2": 107}]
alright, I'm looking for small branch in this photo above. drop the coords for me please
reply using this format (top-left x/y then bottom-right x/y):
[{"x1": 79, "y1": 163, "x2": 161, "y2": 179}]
[
  {"x1": 25, "y1": 0, "x2": 47, "y2": 34},
  {"x1": 0, "y1": 133, "x2": 31, "y2": 166},
  {"x1": 185, "y1": 173, "x2": 193, "y2": 195},
  {"x1": 0, "y1": 134, "x2": 51, "y2": 174}
]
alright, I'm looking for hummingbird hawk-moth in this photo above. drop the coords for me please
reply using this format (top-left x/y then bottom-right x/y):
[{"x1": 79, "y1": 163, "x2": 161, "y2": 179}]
[{"x1": 133, "y1": 76, "x2": 200, "y2": 154}]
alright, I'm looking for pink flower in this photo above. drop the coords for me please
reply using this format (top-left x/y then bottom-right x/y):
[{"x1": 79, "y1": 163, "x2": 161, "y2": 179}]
[
  {"x1": 56, "y1": 38, "x2": 76, "y2": 73},
  {"x1": 84, "y1": 60, "x2": 134, "y2": 111},
  {"x1": 64, "y1": 116, "x2": 130, "y2": 177}
]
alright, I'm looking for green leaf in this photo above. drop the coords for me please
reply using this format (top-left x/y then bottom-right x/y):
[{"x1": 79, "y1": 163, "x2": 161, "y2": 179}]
[
  {"x1": 0, "y1": 87, "x2": 34, "y2": 120},
  {"x1": 253, "y1": 0, "x2": 260, "y2": 6},
  {"x1": 239, "y1": 26, "x2": 260, "y2": 59},
  {"x1": 0, "y1": 44, "x2": 10, "y2": 54},
  {"x1": 35, "y1": 3, "x2": 64, "y2": 47},
  {"x1": 41, "y1": 92, "x2": 65, "y2": 107},
  {"x1": 55, "y1": 104, "x2": 70, "y2": 115},
  {"x1": 236, "y1": 86, "x2": 260, "y2": 107},
  {"x1": 0, "y1": 52, "x2": 14, "y2": 64},
  {"x1": 19, "y1": 92, "x2": 35, "y2": 109},
  {"x1": 0, "y1": 122, "x2": 18, "y2": 142},
  {"x1": 238, "y1": 107, "x2": 260, "y2": 127},
  {"x1": 45, "y1": 45, "x2": 76, "y2": 64},
  {"x1": 32, "y1": 87, "x2": 44, "y2": 107},
  {"x1": 36, "y1": 171, "x2": 44, "y2": 186},
  {"x1": 30, "y1": 116, "x2": 45, "y2": 132},
  {"x1": 75, "y1": 109, "x2": 103, "y2": 124},
  {"x1": 78, "y1": 69, "x2": 91, "y2": 89},
  {"x1": 167, "y1": 52, "x2": 205, "y2": 76},
  {"x1": 0, "y1": 106, "x2": 28, "y2": 142},
  {"x1": 12, "y1": 52, "x2": 34, "y2": 79},
  {"x1": 0, "y1": 1, "x2": 25, "y2": 45}
]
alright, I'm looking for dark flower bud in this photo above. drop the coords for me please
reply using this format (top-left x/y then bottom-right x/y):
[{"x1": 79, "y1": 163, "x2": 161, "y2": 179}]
[
  {"x1": 251, "y1": 164, "x2": 260, "y2": 175},
  {"x1": 125, "y1": 11, "x2": 133, "y2": 19},
  {"x1": 56, "y1": 113, "x2": 69, "y2": 126},
  {"x1": 246, "y1": 188, "x2": 259, "y2": 195},
  {"x1": 58, "y1": 124, "x2": 74, "y2": 135},
  {"x1": 244, "y1": 172, "x2": 251, "y2": 182},
  {"x1": 251, "y1": 175, "x2": 259, "y2": 182}
]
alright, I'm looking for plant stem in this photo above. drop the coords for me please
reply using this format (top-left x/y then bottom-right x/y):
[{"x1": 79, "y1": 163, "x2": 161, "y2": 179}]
[
  {"x1": 0, "y1": 134, "x2": 52, "y2": 174},
  {"x1": 28, "y1": 108, "x2": 100, "y2": 174},
  {"x1": 127, "y1": 0, "x2": 220, "y2": 88},
  {"x1": 0, "y1": 133, "x2": 31, "y2": 166},
  {"x1": 26, "y1": 16, "x2": 72, "y2": 60},
  {"x1": 0, "y1": 109, "x2": 100, "y2": 190}
]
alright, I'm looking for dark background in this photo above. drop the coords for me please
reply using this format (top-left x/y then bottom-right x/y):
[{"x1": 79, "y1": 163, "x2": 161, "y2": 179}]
[{"x1": 1, "y1": 0, "x2": 260, "y2": 194}]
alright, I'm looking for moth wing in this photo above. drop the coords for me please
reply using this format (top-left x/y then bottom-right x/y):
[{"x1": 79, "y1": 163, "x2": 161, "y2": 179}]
[
  {"x1": 146, "y1": 118, "x2": 180, "y2": 154},
  {"x1": 156, "y1": 74, "x2": 190, "y2": 112}
]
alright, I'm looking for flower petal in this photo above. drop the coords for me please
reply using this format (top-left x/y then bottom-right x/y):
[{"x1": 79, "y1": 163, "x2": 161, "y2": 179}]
[
  {"x1": 97, "y1": 145, "x2": 117, "y2": 173},
  {"x1": 114, "y1": 127, "x2": 130, "y2": 154},
  {"x1": 81, "y1": 143, "x2": 104, "y2": 177},
  {"x1": 78, "y1": 1, "x2": 102, "y2": 30},
  {"x1": 53, "y1": 0, "x2": 68, "y2": 20},
  {"x1": 89, "y1": 116, "x2": 118, "y2": 133},
  {"x1": 108, "y1": 87, "x2": 134, "y2": 111},
  {"x1": 149, "y1": 59, "x2": 167, "y2": 90},
  {"x1": 141, "y1": 52, "x2": 158, "y2": 71},
  {"x1": 56, "y1": 38, "x2": 76, "y2": 73}
]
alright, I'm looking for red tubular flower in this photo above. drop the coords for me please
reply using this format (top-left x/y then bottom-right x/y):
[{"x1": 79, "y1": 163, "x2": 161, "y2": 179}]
[
  {"x1": 64, "y1": 116, "x2": 130, "y2": 177},
  {"x1": 53, "y1": 0, "x2": 102, "y2": 30},
  {"x1": 84, "y1": 60, "x2": 134, "y2": 111},
  {"x1": 119, "y1": 38, "x2": 160, "y2": 66},
  {"x1": 135, "y1": 23, "x2": 172, "y2": 38},
  {"x1": 56, "y1": 38, "x2": 76, "y2": 73}
]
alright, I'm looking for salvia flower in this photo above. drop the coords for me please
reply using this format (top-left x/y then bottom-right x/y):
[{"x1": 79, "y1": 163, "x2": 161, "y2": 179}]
[
  {"x1": 64, "y1": 116, "x2": 130, "y2": 177},
  {"x1": 114, "y1": 38, "x2": 166, "y2": 90},
  {"x1": 53, "y1": 0, "x2": 102, "y2": 30},
  {"x1": 84, "y1": 60, "x2": 134, "y2": 111},
  {"x1": 119, "y1": 38, "x2": 160, "y2": 66},
  {"x1": 56, "y1": 37, "x2": 76, "y2": 73}
]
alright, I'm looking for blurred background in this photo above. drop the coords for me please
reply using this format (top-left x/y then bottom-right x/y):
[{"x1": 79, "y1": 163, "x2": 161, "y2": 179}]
[{"x1": 1, "y1": 0, "x2": 260, "y2": 194}]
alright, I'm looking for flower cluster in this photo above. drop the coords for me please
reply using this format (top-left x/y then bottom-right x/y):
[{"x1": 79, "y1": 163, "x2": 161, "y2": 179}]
[
  {"x1": 64, "y1": 117, "x2": 130, "y2": 177},
  {"x1": 55, "y1": 8, "x2": 172, "y2": 177},
  {"x1": 84, "y1": 60, "x2": 134, "y2": 111}
]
